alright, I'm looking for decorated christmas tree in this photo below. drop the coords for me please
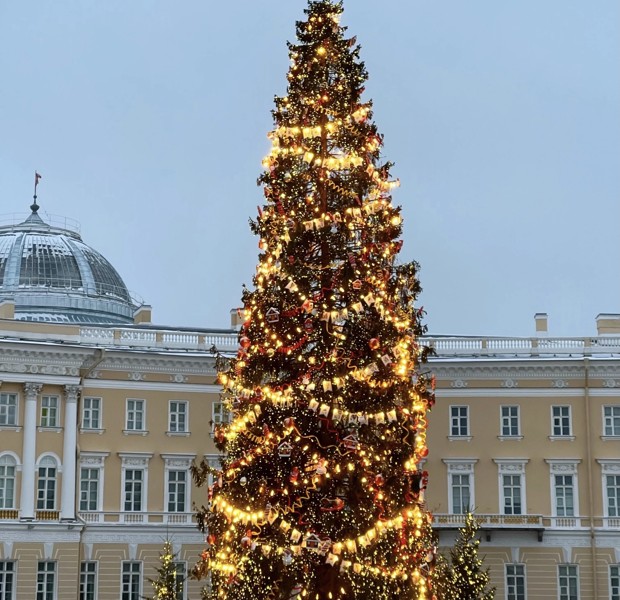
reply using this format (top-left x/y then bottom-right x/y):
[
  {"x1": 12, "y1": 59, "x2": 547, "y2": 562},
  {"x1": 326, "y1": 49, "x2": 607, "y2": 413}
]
[
  {"x1": 431, "y1": 513, "x2": 495, "y2": 600},
  {"x1": 192, "y1": 1, "x2": 436, "y2": 598},
  {"x1": 144, "y1": 539, "x2": 184, "y2": 600}
]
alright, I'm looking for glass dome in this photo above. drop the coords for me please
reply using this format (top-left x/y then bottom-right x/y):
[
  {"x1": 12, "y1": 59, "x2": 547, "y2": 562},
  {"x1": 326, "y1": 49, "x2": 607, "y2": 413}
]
[{"x1": 0, "y1": 205, "x2": 140, "y2": 324}]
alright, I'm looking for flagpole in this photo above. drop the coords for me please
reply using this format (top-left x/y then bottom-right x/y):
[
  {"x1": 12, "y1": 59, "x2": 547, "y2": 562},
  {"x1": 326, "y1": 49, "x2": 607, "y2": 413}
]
[{"x1": 32, "y1": 171, "x2": 41, "y2": 213}]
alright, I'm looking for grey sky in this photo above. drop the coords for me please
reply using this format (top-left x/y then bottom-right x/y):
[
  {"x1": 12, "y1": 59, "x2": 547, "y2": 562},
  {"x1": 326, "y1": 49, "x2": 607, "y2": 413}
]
[{"x1": 1, "y1": 1, "x2": 618, "y2": 336}]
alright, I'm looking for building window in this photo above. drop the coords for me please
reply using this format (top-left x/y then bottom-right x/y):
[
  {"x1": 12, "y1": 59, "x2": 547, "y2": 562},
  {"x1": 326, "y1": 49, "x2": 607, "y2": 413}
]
[
  {"x1": 502, "y1": 474, "x2": 523, "y2": 515},
  {"x1": 212, "y1": 402, "x2": 232, "y2": 430},
  {"x1": 450, "y1": 406, "x2": 469, "y2": 437},
  {"x1": 500, "y1": 405, "x2": 520, "y2": 437},
  {"x1": 0, "y1": 455, "x2": 17, "y2": 509},
  {"x1": 554, "y1": 475, "x2": 575, "y2": 517},
  {"x1": 121, "y1": 562, "x2": 142, "y2": 600},
  {"x1": 36, "y1": 561, "x2": 56, "y2": 600},
  {"x1": 123, "y1": 469, "x2": 144, "y2": 512},
  {"x1": 552, "y1": 406, "x2": 572, "y2": 437},
  {"x1": 80, "y1": 562, "x2": 97, "y2": 600},
  {"x1": 604, "y1": 406, "x2": 620, "y2": 437},
  {"x1": 79, "y1": 468, "x2": 100, "y2": 512},
  {"x1": 611, "y1": 565, "x2": 620, "y2": 600},
  {"x1": 40, "y1": 396, "x2": 59, "y2": 428},
  {"x1": 451, "y1": 474, "x2": 471, "y2": 514},
  {"x1": 606, "y1": 475, "x2": 620, "y2": 517},
  {"x1": 167, "y1": 470, "x2": 187, "y2": 513},
  {"x1": 0, "y1": 561, "x2": 15, "y2": 600},
  {"x1": 36, "y1": 456, "x2": 57, "y2": 511},
  {"x1": 505, "y1": 564, "x2": 526, "y2": 600},
  {"x1": 173, "y1": 562, "x2": 186, "y2": 600},
  {"x1": 558, "y1": 565, "x2": 579, "y2": 600},
  {"x1": 444, "y1": 459, "x2": 476, "y2": 515},
  {"x1": 169, "y1": 401, "x2": 188, "y2": 433},
  {"x1": 0, "y1": 394, "x2": 17, "y2": 427},
  {"x1": 126, "y1": 399, "x2": 145, "y2": 431},
  {"x1": 82, "y1": 398, "x2": 101, "y2": 430}
]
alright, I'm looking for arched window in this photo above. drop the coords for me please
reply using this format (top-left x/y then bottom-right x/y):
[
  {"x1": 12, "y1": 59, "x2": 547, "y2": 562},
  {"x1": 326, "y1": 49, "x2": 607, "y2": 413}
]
[
  {"x1": 37, "y1": 456, "x2": 58, "y2": 510},
  {"x1": 0, "y1": 454, "x2": 17, "y2": 509}
]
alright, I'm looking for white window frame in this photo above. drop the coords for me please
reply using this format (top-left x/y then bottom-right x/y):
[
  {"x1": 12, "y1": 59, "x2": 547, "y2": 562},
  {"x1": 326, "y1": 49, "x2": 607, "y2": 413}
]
[
  {"x1": 499, "y1": 405, "x2": 521, "y2": 439},
  {"x1": 443, "y1": 458, "x2": 477, "y2": 514},
  {"x1": 0, "y1": 452, "x2": 20, "y2": 510},
  {"x1": 558, "y1": 564, "x2": 579, "y2": 600},
  {"x1": 168, "y1": 401, "x2": 189, "y2": 435},
  {"x1": 36, "y1": 454, "x2": 61, "y2": 511},
  {"x1": 494, "y1": 459, "x2": 528, "y2": 516},
  {"x1": 78, "y1": 452, "x2": 108, "y2": 515},
  {"x1": 173, "y1": 560, "x2": 187, "y2": 600},
  {"x1": 36, "y1": 561, "x2": 56, "y2": 600},
  {"x1": 550, "y1": 405, "x2": 574, "y2": 440},
  {"x1": 0, "y1": 560, "x2": 16, "y2": 600},
  {"x1": 80, "y1": 561, "x2": 98, "y2": 600},
  {"x1": 121, "y1": 561, "x2": 142, "y2": 600},
  {"x1": 40, "y1": 395, "x2": 60, "y2": 429},
  {"x1": 124, "y1": 399, "x2": 147, "y2": 434},
  {"x1": 546, "y1": 459, "x2": 580, "y2": 526},
  {"x1": 610, "y1": 564, "x2": 620, "y2": 600},
  {"x1": 0, "y1": 393, "x2": 18, "y2": 428},
  {"x1": 162, "y1": 454, "x2": 195, "y2": 518},
  {"x1": 211, "y1": 401, "x2": 232, "y2": 434},
  {"x1": 603, "y1": 405, "x2": 620, "y2": 439},
  {"x1": 448, "y1": 405, "x2": 471, "y2": 440},
  {"x1": 119, "y1": 453, "x2": 152, "y2": 516},
  {"x1": 597, "y1": 459, "x2": 620, "y2": 525},
  {"x1": 505, "y1": 563, "x2": 526, "y2": 600},
  {"x1": 81, "y1": 397, "x2": 103, "y2": 432}
]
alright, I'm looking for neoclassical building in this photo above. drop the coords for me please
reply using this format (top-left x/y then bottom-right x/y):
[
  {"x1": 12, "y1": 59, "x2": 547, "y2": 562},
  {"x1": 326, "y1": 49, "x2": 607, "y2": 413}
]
[
  {"x1": 1, "y1": 202, "x2": 619, "y2": 599},
  {"x1": 0, "y1": 203, "x2": 236, "y2": 599},
  {"x1": 426, "y1": 314, "x2": 620, "y2": 600}
]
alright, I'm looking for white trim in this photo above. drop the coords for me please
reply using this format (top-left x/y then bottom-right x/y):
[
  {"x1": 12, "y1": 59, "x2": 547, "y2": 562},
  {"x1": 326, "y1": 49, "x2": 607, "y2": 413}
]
[
  {"x1": 168, "y1": 399, "x2": 189, "y2": 434},
  {"x1": 597, "y1": 459, "x2": 620, "y2": 520},
  {"x1": 603, "y1": 404, "x2": 620, "y2": 437},
  {"x1": 443, "y1": 459, "x2": 477, "y2": 514},
  {"x1": 80, "y1": 560, "x2": 98, "y2": 600},
  {"x1": 119, "y1": 453, "x2": 152, "y2": 514},
  {"x1": 494, "y1": 459, "x2": 529, "y2": 516},
  {"x1": 40, "y1": 394, "x2": 61, "y2": 429},
  {"x1": 36, "y1": 452, "x2": 62, "y2": 472},
  {"x1": 449, "y1": 405, "x2": 470, "y2": 437},
  {"x1": 546, "y1": 460, "x2": 581, "y2": 521},
  {"x1": 436, "y1": 388, "x2": 585, "y2": 398},
  {"x1": 162, "y1": 454, "x2": 195, "y2": 515},
  {"x1": 499, "y1": 404, "x2": 521, "y2": 437},
  {"x1": 557, "y1": 563, "x2": 580, "y2": 600},
  {"x1": 81, "y1": 396, "x2": 103, "y2": 431},
  {"x1": 504, "y1": 562, "x2": 527, "y2": 600},
  {"x1": 79, "y1": 452, "x2": 110, "y2": 514},
  {"x1": 83, "y1": 380, "x2": 220, "y2": 393},
  {"x1": 0, "y1": 392, "x2": 19, "y2": 427},
  {"x1": 0, "y1": 450, "x2": 21, "y2": 471},
  {"x1": 120, "y1": 560, "x2": 143, "y2": 600},
  {"x1": 125, "y1": 398, "x2": 146, "y2": 433},
  {"x1": 550, "y1": 404, "x2": 573, "y2": 438}
]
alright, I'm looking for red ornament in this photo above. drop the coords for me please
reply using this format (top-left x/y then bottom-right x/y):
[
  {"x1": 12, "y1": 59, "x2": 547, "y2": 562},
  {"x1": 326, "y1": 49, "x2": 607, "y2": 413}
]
[
  {"x1": 304, "y1": 318, "x2": 313, "y2": 333},
  {"x1": 369, "y1": 338, "x2": 380, "y2": 350},
  {"x1": 240, "y1": 336, "x2": 251, "y2": 349},
  {"x1": 283, "y1": 417, "x2": 295, "y2": 428},
  {"x1": 290, "y1": 467, "x2": 300, "y2": 483},
  {"x1": 375, "y1": 474, "x2": 385, "y2": 487}
]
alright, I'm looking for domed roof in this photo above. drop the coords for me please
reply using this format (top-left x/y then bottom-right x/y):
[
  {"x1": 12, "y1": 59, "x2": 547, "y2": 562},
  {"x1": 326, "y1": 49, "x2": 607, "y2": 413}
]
[{"x1": 0, "y1": 203, "x2": 140, "y2": 324}]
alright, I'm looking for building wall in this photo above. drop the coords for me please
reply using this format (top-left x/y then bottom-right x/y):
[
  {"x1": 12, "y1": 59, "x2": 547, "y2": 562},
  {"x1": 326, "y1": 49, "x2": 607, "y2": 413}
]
[{"x1": 425, "y1": 350, "x2": 620, "y2": 600}]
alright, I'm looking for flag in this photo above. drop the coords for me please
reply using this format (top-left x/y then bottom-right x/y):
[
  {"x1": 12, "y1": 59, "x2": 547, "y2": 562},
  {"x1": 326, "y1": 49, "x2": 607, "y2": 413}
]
[{"x1": 34, "y1": 171, "x2": 42, "y2": 188}]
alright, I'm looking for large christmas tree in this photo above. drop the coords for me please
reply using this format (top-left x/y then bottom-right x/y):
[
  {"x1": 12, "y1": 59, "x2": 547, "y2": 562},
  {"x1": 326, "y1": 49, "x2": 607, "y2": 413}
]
[{"x1": 193, "y1": 1, "x2": 436, "y2": 598}]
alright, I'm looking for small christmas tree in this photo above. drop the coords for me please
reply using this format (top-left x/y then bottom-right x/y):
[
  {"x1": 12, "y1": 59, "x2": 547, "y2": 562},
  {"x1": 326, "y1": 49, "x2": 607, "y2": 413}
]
[
  {"x1": 431, "y1": 513, "x2": 495, "y2": 600},
  {"x1": 192, "y1": 1, "x2": 436, "y2": 598},
  {"x1": 143, "y1": 540, "x2": 184, "y2": 600}
]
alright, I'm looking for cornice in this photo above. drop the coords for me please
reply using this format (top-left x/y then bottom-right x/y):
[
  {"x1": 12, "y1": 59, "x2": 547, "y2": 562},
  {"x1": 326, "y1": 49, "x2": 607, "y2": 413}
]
[
  {"x1": 82, "y1": 379, "x2": 220, "y2": 393},
  {"x1": 431, "y1": 363, "x2": 589, "y2": 381},
  {"x1": 97, "y1": 353, "x2": 217, "y2": 376}
]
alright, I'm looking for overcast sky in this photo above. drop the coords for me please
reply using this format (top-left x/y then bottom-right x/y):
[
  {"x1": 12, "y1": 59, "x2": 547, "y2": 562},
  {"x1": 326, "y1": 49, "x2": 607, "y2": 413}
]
[{"x1": 1, "y1": 1, "x2": 618, "y2": 337}]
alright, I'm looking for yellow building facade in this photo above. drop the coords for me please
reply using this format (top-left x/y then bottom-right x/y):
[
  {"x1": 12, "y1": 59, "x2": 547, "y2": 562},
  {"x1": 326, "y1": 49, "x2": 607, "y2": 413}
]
[{"x1": 425, "y1": 314, "x2": 620, "y2": 600}]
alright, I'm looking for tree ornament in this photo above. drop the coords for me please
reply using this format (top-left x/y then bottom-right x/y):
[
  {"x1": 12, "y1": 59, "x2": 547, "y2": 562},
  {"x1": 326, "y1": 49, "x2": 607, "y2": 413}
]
[
  {"x1": 266, "y1": 307, "x2": 280, "y2": 323},
  {"x1": 240, "y1": 336, "x2": 251, "y2": 349},
  {"x1": 369, "y1": 337, "x2": 380, "y2": 350}
]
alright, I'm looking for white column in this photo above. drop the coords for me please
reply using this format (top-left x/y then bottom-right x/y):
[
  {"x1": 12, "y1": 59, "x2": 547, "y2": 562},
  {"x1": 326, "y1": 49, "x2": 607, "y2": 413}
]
[
  {"x1": 60, "y1": 385, "x2": 80, "y2": 521},
  {"x1": 20, "y1": 382, "x2": 42, "y2": 520}
]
